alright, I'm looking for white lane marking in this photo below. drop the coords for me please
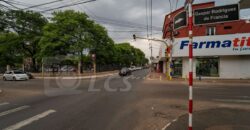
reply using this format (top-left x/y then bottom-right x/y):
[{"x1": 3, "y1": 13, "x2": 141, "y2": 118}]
[
  {"x1": 161, "y1": 122, "x2": 171, "y2": 130},
  {"x1": 0, "y1": 106, "x2": 29, "y2": 117},
  {"x1": 237, "y1": 96, "x2": 250, "y2": 99},
  {"x1": 0, "y1": 102, "x2": 9, "y2": 106},
  {"x1": 161, "y1": 118, "x2": 178, "y2": 130},
  {"x1": 3, "y1": 109, "x2": 56, "y2": 130},
  {"x1": 214, "y1": 99, "x2": 250, "y2": 103}
]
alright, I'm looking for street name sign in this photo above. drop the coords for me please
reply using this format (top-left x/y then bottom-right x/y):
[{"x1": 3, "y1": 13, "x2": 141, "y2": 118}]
[{"x1": 194, "y1": 4, "x2": 239, "y2": 25}]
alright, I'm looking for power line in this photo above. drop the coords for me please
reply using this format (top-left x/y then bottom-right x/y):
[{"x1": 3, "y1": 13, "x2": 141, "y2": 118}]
[
  {"x1": 4, "y1": 0, "x2": 55, "y2": 11},
  {"x1": 64, "y1": 0, "x2": 162, "y2": 31},
  {"x1": 76, "y1": 7, "x2": 162, "y2": 31},
  {"x1": 23, "y1": 0, "x2": 63, "y2": 10},
  {"x1": 0, "y1": 0, "x2": 20, "y2": 9},
  {"x1": 0, "y1": 2, "x2": 9, "y2": 10},
  {"x1": 58, "y1": 2, "x2": 161, "y2": 32},
  {"x1": 150, "y1": 0, "x2": 153, "y2": 59},
  {"x1": 95, "y1": 19, "x2": 161, "y2": 31},
  {"x1": 83, "y1": 8, "x2": 162, "y2": 30},
  {"x1": 94, "y1": 18, "x2": 161, "y2": 30},
  {"x1": 40, "y1": 0, "x2": 96, "y2": 13},
  {"x1": 4, "y1": 1, "x2": 20, "y2": 9},
  {"x1": 7, "y1": 0, "x2": 34, "y2": 7}
]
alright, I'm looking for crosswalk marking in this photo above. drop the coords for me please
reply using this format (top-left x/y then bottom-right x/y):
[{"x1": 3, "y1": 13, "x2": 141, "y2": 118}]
[
  {"x1": 0, "y1": 102, "x2": 9, "y2": 107},
  {"x1": 3, "y1": 109, "x2": 56, "y2": 130},
  {"x1": 0, "y1": 106, "x2": 29, "y2": 117}
]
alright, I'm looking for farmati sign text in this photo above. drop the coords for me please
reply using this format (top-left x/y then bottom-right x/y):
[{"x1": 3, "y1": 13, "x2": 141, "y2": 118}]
[{"x1": 180, "y1": 37, "x2": 250, "y2": 51}]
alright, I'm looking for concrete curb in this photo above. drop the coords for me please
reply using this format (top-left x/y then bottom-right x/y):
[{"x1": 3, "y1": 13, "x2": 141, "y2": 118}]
[{"x1": 146, "y1": 77, "x2": 250, "y2": 85}]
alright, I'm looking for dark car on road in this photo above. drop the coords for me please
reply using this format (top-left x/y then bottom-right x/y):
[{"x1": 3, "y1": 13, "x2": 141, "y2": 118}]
[{"x1": 119, "y1": 67, "x2": 131, "y2": 76}]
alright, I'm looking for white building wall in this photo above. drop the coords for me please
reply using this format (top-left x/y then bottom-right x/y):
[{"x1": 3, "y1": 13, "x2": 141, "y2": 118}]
[
  {"x1": 181, "y1": 56, "x2": 250, "y2": 79},
  {"x1": 220, "y1": 56, "x2": 250, "y2": 79},
  {"x1": 182, "y1": 57, "x2": 197, "y2": 79}
]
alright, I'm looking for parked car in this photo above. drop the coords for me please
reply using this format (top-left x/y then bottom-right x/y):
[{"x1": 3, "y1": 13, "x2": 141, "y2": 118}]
[
  {"x1": 24, "y1": 72, "x2": 34, "y2": 79},
  {"x1": 60, "y1": 66, "x2": 76, "y2": 72},
  {"x1": 119, "y1": 67, "x2": 132, "y2": 76},
  {"x1": 3, "y1": 70, "x2": 29, "y2": 81},
  {"x1": 136, "y1": 66, "x2": 143, "y2": 70},
  {"x1": 128, "y1": 66, "x2": 136, "y2": 71}
]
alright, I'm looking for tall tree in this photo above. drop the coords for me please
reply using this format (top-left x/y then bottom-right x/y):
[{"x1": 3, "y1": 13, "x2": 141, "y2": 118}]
[
  {"x1": 4, "y1": 10, "x2": 48, "y2": 71},
  {"x1": 89, "y1": 24, "x2": 115, "y2": 65},
  {"x1": 0, "y1": 33, "x2": 22, "y2": 68},
  {"x1": 114, "y1": 43, "x2": 148, "y2": 66},
  {"x1": 40, "y1": 10, "x2": 116, "y2": 73},
  {"x1": 40, "y1": 10, "x2": 96, "y2": 73}
]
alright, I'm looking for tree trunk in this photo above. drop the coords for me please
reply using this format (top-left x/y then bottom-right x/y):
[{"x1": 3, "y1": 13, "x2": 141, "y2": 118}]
[
  {"x1": 80, "y1": 52, "x2": 83, "y2": 74},
  {"x1": 32, "y1": 57, "x2": 37, "y2": 72}
]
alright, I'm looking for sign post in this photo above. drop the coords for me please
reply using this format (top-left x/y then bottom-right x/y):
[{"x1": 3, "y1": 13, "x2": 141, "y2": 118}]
[{"x1": 185, "y1": 0, "x2": 194, "y2": 130}]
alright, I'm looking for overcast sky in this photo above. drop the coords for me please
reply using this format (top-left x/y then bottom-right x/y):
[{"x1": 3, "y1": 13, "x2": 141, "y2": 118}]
[{"x1": 7, "y1": 0, "x2": 250, "y2": 59}]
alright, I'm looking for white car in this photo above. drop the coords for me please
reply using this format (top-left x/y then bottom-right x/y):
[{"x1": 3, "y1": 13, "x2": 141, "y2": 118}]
[
  {"x1": 137, "y1": 66, "x2": 142, "y2": 70},
  {"x1": 60, "y1": 66, "x2": 76, "y2": 72},
  {"x1": 3, "y1": 70, "x2": 29, "y2": 81},
  {"x1": 129, "y1": 66, "x2": 136, "y2": 71}
]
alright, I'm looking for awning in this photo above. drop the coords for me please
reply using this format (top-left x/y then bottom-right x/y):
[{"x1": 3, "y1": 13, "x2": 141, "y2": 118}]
[{"x1": 240, "y1": 0, "x2": 250, "y2": 9}]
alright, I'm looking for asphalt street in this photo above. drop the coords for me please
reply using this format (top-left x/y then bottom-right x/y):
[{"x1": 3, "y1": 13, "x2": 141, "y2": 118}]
[{"x1": 0, "y1": 69, "x2": 250, "y2": 130}]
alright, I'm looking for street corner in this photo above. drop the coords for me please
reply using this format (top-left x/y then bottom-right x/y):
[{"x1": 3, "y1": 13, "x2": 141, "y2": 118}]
[{"x1": 164, "y1": 108, "x2": 250, "y2": 130}]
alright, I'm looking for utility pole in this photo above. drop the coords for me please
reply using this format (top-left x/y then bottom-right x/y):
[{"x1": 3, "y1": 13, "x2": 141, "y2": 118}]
[
  {"x1": 167, "y1": 21, "x2": 174, "y2": 81},
  {"x1": 185, "y1": 0, "x2": 194, "y2": 130},
  {"x1": 149, "y1": 43, "x2": 153, "y2": 60},
  {"x1": 150, "y1": 0, "x2": 153, "y2": 61}
]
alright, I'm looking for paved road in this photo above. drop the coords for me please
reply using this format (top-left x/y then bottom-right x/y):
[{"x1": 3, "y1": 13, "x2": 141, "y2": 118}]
[{"x1": 0, "y1": 69, "x2": 250, "y2": 130}]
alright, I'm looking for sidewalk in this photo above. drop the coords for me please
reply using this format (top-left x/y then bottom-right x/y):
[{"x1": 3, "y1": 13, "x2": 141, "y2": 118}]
[
  {"x1": 164, "y1": 107, "x2": 250, "y2": 130},
  {"x1": 147, "y1": 72, "x2": 250, "y2": 84}
]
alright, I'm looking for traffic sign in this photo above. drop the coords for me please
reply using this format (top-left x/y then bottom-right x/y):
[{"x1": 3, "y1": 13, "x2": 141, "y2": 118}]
[
  {"x1": 194, "y1": 4, "x2": 239, "y2": 25},
  {"x1": 174, "y1": 11, "x2": 187, "y2": 30}
]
